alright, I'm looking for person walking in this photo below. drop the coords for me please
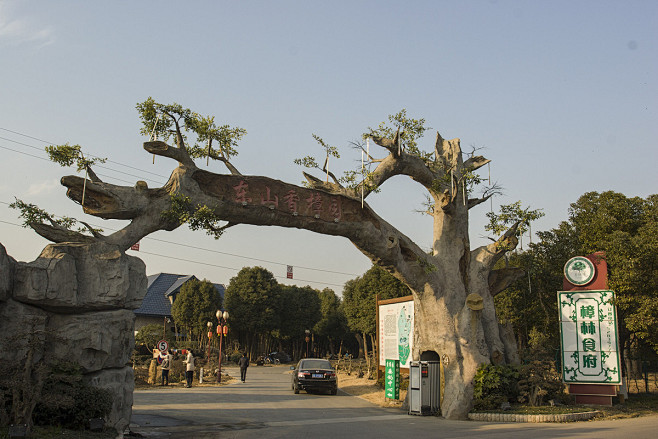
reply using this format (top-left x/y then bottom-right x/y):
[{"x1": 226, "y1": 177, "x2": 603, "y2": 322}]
[
  {"x1": 160, "y1": 350, "x2": 172, "y2": 386},
  {"x1": 238, "y1": 352, "x2": 249, "y2": 383},
  {"x1": 183, "y1": 350, "x2": 195, "y2": 388}
]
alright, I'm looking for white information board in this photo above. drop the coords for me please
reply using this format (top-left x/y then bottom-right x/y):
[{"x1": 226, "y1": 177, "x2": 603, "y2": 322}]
[
  {"x1": 378, "y1": 298, "x2": 414, "y2": 368},
  {"x1": 558, "y1": 290, "x2": 621, "y2": 384}
]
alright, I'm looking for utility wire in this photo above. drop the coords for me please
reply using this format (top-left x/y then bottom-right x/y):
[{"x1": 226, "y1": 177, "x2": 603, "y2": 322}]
[
  {"x1": 0, "y1": 127, "x2": 364, "y2": 278},
  {"x1": 0, "y1": 127, "x2": 168, "y2": 179},
  {"x1": 0, "y1": 126, "x2": 364, "y2": 277},
  {"x1": 0, "y1": 137, "x2": 165, "y2": 186},
  {"x1": 0, "y1": 217, "x2": 349, "y2": 288},
  {"x1": 0, "y1": 199, "x2": 361, "y2": 278}
]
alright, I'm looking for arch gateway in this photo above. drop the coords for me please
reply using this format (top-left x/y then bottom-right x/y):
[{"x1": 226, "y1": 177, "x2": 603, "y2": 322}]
[{"x1": 2, "y1": 101, "x2": 529, "y2": 433}]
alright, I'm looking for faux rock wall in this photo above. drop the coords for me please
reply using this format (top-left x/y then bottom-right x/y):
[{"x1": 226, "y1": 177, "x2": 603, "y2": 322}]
[{"x1": 0, "y1": 241, "x2": 147, "y2": 435}]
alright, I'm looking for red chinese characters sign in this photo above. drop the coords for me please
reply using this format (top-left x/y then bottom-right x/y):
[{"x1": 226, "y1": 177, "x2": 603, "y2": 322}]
[{"x1": 192, "y1": 171, "x2": 371, "y2": 224}]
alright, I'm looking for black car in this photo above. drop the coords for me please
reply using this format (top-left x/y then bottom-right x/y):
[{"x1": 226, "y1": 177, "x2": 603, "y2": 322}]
[{"x1": 291, "y1": 358, "x2": 338, "y2": 395}]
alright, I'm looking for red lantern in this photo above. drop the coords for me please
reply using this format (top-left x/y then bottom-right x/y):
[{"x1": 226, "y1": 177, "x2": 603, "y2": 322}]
[
  {"x1": 305, "y1": 336, "x2": 310, "y2": 342},
  {"x1": 208, "y1": 331, "x2": 212, "y2": 338},
  {"x1": 223, "y1": 326, "x2": 228, "y2": 336},
  {"x1": 216, "y1": 325, "x2": 221, "y2": 334}
]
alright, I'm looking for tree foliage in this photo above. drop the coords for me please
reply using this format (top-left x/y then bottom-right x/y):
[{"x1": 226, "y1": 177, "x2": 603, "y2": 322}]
[
  {"x1": 134, "y1": 324, "x2": 164, "y2": 350},
  {"x1": 314, "y1": 288, "x2": 348, "y2": 343},
  {"x1": 275, "y1": 285, "x2": 321, "y2": 342},
  {"x1": 223, "y1": 267, "x2": 282, "y2": 349},
  {"x1": 342, "y1": 265, "x2": 411, "y2": 335},
  {"x1": 136, "y1": 97, "x2": 246, "y2": 163},
  {"x1": 496, "y1": 191, "x2": 658, "y2": 356},
  {"x1": 170, "y1": 278, "x2": 223, "y2": 340}
]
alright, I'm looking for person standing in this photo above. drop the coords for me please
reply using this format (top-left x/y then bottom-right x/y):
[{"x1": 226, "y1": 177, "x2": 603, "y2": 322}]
[
  {"x1": 160, "y1": 350, "x2": 172, "y2": 386},
  {"x1": 183, "y1": 350, "x2": 195, "y2": 388},
  {"x1": 238, "y1": 352, "x2": 249, "y2": 383}
]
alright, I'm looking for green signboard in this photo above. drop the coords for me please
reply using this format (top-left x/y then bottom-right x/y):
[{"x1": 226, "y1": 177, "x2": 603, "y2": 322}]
[
  {"x1": 385, "y1": 359, "x2": 400, "y2": 399},
  {"x1": 558, "y1": 290, "x2": 621, "y2": 384}
]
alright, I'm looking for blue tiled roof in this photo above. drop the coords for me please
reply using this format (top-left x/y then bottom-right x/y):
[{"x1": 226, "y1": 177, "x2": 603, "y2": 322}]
[{"x1": 134, "y1": 273, "x2": 225, "y2": 317}]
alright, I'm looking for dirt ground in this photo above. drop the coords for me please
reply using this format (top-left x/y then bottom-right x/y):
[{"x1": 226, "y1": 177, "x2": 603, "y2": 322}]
[{"x1": 337, "y1": 371, "x2": 406, "y2": 408}]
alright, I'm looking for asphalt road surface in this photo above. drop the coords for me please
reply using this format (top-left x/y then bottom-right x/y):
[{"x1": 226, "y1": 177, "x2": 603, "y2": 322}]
[{"x1": 131, "y1": 365, "x2": 658, "y2": 438}]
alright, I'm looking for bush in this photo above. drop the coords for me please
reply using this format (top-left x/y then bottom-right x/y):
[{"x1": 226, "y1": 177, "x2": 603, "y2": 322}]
[
  {"x1": 517, "y1": 328, "x2": 568, "y2": 406},
  {"x1": 229, "y1": 352, "x2": 243, "y2": 364},
  {"x1": 32, "y1": 362, "x2": 112, "y2": 430},
  {"x1": 473, "y1": 363, "x2": 519, "y2": 410},
  {"x1": 134, "y1": 324, "x2": 164, "y2": 351}
]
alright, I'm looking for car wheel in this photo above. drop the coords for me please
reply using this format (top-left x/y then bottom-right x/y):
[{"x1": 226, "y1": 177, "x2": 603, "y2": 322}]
[
  {"x1": 293, "y1": 382, "x2": 300, "y2": 394},
  {"x1": 331, "y1": 387, "x2": 337, "y2": 395}
]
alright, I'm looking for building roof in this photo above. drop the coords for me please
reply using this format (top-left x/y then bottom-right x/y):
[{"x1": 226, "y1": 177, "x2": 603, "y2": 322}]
[{"x1": 134, "y1": 273, "x2": 225, "y2": 318}]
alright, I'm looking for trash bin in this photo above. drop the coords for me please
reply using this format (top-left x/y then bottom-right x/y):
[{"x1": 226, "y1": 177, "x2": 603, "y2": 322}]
[{"x1": 408, "y1": 361, "x2": 440, "y2": 415}]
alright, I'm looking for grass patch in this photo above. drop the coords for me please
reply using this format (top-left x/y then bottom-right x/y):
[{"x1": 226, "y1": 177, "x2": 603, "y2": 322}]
[
  {"x1": 594, "y1": 394, "x2": 658, "y2": 420},
  {"x1": 471, "y1": 394, "x2": 658, "y2": 419},
  {"x1": 473, "y1": 405, "x2": 596, "y2": 415}
]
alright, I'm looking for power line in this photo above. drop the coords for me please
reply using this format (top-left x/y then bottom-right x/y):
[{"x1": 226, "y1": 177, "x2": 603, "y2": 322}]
[
  {"x1": 0, "y1": 127, "x2": 168, "y2": 179},
  {"x1": 0, "y1": 137, "x2": 166, "y2": 186},
  {"x1": 135, "y1": 249, "x2": 348, "y2": 288},
  {"x1": 0, "y1": 126, "x2": 364, "y2": 277},
  {"x1": 0, "y1": 200, "x2": 361, "y2": 278},
  {"x1": 0, "y1": 144, "x2": 143, "y2": 186},
  {"x1": 0, "y1": 217, "x2": 349, "y2": 289}
]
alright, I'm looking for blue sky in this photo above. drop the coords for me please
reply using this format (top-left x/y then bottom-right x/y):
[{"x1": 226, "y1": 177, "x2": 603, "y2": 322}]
[{"x1": 1, "y1": 0, "x2": 656, "y2": 292}]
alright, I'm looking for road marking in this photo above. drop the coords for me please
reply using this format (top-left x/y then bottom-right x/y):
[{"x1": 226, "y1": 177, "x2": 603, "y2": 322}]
[{"x1": 267, "y1": 414, "x2": 409, "y2": 427}]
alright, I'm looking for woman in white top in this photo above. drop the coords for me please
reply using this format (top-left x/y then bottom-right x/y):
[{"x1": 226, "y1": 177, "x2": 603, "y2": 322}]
[{"x1": 184, "y1": 350, "x2": 195, "y2": 388}]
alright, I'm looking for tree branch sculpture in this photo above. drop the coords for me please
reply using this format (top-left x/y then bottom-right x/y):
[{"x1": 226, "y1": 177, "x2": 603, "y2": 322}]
[{"x1": 16, "y1": 100, "x2": 542, "y2": 419}]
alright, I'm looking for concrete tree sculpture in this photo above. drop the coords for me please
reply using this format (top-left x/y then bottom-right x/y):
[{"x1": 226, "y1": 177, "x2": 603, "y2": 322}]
[{"x1": 20, "y1": 99, "x2": 538, "y2": 418}]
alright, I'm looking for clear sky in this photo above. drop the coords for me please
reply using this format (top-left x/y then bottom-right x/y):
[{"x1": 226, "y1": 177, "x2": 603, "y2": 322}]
[{"x1": 1, "y1": 0, "x2": 656, "y2": 293}]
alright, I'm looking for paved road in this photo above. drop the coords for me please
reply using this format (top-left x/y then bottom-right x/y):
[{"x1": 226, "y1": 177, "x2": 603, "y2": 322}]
[{"x1": 131, "y1": 365, "x2": 658, "y2": 438}]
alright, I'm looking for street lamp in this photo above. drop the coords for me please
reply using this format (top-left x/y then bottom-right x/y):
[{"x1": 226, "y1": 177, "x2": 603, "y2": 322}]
[
  {"x1": 216, "y1": 310, "x2": 229, "y2": 383},
  {"x1": 305, "y1": 329, "x2": 311, "y2": 358},
  {"x1": 206, "y1": 321, "x2": 213, "y2": 365},
  {"x1": 163, "y1": 317, "x2": 171, "y2": 340}
]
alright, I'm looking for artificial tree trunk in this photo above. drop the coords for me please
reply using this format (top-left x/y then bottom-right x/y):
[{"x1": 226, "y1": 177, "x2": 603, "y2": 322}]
[{"x1": 32, "y1": 121, "x2": 522, "y2": 419}]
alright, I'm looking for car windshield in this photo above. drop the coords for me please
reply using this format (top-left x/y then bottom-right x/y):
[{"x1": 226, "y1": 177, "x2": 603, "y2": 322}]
[{"x1": 299, "y1": 360, "x2": 332, "y2": 370}]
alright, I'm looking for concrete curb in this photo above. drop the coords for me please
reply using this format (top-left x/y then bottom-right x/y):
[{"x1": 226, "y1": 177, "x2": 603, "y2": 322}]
[{"x1": 468, "y1": 411, "x2": 600, "y2": 423}]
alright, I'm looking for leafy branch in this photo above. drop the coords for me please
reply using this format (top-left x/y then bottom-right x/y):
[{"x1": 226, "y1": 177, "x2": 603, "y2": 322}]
[
  {"x1": 485, "y1": 201, "x2": 545, "y2": 238},
  {"x1": 161, "y1": 194, "x2": 232, "y2": 239}
]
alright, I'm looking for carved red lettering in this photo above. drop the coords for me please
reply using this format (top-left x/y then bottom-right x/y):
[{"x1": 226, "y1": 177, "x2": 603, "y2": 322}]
[
  {"x1": 233, "y1": 180, "x2": 252, "y2": 203},
  {"x1": 260, "y1": 187, "x2": 279, "y2": 208}
]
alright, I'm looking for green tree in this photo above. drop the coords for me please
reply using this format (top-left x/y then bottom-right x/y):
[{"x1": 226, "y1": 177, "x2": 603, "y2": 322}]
[
  {"x1": 570, "y1": 192, "x2": 658, "y2": 355},
  {"x1": 170, "y1": 278, "x2": 223, "y2": 342},
  {"x1": 343, "y1": 265, "x2": 411, "y2": 361},
  {"x1": 275, "y1": 285, "x2": 322, "y2": 358},
  {"x1": 134, "y1": 324, "x2": 164, "y2": 351},
  {"x1": 314, "y1": 288, "x2": 349, "y2": 356},
  {"x1": 496, "y1": 191, "x2": 658, "y2": 362},
  {"x1": 224, "y1": 267, "x2": 282, "y2": 356}
]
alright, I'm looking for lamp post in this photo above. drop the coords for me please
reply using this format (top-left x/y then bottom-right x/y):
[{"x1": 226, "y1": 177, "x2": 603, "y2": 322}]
[
  {"x1": 216, "y1": 310, "x2": 229, "y2": 383},
  {"x1": 163, "y1": 317, "x2": 171, "y2": 340},
  {"x1": 206, "y1": 321, "x2": 213, "y2": 365},
  {"x1": 305, "y1": 329, "x2": 311, "y2": 358}
]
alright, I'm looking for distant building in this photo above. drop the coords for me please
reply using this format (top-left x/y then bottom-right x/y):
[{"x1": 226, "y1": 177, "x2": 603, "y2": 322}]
[{"x1": 133, "y1": 273, "x2": 225, "y2": 334}]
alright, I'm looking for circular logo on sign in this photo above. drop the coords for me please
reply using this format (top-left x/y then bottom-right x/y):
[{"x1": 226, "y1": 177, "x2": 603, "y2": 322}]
[
  {"x1": 564, "y1": 256, "x2": 596, "y2": 286},
  {"x1": 157, "y1": 340, "x2": 169, "y2": 353}
]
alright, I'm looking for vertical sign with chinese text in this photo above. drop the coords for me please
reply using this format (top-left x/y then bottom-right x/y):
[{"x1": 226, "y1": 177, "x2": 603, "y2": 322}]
[
  {"x1": 385, "y1": 359, "x2": 400, "y2": 399},
  {"x1": 286, "y1": 265, "x2": 293, "y2": 279},
  {"x1": 378, "y1": 298, "x2": 414, "y2": 368},
  {"x1": 558, "y1": 290, "x2": 621, "y2": 384}
]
